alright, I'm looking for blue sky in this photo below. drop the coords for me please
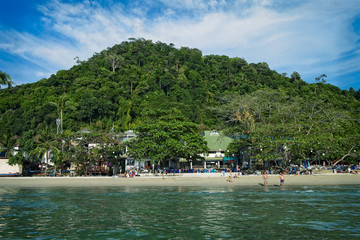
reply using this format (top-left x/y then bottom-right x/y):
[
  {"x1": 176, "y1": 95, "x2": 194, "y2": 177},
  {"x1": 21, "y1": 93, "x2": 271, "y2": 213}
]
[{"x1": 1, "y1": 0, "x2": 360, "y2": 90}]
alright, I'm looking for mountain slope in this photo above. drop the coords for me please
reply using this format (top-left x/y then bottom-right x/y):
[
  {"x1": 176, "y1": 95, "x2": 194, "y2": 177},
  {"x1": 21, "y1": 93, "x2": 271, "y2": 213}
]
[{"x1": 0, "y1": 38, "x2": 358, "y2": 137}]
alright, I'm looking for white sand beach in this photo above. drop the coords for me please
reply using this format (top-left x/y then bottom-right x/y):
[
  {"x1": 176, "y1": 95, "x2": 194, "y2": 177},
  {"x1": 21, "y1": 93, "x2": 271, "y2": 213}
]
[{"x1": 0, "y1": 173, "x2": 359, "y2": 188}]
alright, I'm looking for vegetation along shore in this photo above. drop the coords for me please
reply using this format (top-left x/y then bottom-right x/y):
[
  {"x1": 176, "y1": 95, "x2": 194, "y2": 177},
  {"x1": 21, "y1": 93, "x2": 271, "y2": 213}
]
[{"x1": 1, "y1": 38, "x2": 359, "y2": 177}]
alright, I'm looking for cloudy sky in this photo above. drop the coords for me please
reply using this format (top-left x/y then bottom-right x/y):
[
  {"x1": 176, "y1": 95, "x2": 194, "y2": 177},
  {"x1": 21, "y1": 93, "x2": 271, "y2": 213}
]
[{"x1": 1, "y1": 0, "x2": 360, "y2": 89}]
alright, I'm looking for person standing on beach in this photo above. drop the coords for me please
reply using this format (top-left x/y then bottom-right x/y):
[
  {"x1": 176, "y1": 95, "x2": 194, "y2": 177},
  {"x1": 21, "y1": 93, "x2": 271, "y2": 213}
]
[
  {"x1": 280, "y1": 173, "x2": 285, "y2": 187},
  {"x1": 262, "y1": 171, "x2": 268, "y2": 187},
  {"x1": 227, "y1": 171, "x2": 233, "y2": 182}
]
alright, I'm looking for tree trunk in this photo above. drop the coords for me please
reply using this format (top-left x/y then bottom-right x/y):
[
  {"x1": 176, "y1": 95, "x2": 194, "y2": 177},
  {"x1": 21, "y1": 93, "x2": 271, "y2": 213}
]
[
  {"x1": 45, "y1": 150, "x2": 49, "y2": 176},
  {"x1": 332, "y1": 145, "x2": 356, "y2": 166}
]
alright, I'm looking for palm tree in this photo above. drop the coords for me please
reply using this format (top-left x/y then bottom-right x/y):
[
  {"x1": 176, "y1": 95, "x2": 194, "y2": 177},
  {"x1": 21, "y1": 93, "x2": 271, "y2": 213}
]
[
  {"x1": 30, "y1": 127, "x2": 59, "y2": 175},
  {"x1": 0, "y1": 71, "x2": 14, "y2": 89},
  {"x1": 0, "y1": 133, "x2": 17, "y2": 157},
  {"x1": 48, "y1": 94, "x2": 75, "y2": 134}
]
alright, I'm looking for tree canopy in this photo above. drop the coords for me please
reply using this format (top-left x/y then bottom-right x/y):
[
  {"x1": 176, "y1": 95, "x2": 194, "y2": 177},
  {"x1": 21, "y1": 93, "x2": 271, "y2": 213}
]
[
  {"x1": 216, "y1": 88, "x2": 359, "y2": 165},
  {"x1": 1, "y1": 38, "x2": 359, "y2": 167},
  {"x1": 128, "y1": 110, "x2": 208, "y2": 166}
]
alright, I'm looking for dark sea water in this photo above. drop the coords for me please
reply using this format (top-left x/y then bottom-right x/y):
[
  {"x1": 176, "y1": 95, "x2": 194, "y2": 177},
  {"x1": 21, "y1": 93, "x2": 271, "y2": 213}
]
[{"x1": 0, "y1": 185, "x2": 359, "y2": 239}]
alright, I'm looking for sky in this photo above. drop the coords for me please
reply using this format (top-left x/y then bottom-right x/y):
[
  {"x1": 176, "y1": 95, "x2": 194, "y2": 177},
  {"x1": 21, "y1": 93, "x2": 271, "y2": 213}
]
[{"x1": 0, "y1": 0, "x2": 360, "y2": 90}]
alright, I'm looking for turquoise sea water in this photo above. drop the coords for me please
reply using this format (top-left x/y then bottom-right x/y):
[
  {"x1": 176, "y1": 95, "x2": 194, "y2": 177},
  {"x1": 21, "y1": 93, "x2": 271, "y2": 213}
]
[{"x1": 0, "y1": 185, "x2": 359, "y2": 239}]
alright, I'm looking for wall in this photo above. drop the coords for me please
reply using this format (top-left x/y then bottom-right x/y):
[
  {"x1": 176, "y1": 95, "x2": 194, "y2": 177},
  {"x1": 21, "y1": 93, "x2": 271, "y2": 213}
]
[{"x1": 0, "y1": 158, "x2": 21, "y2": 175}]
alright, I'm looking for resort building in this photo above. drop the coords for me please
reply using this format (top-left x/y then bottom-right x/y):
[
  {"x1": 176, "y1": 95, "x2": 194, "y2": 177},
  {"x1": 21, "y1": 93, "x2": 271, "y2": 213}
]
[
  {"x1": 199, "y1": 131, "x2": 236, "y2": 169},
  {"x1": 178, "y1": 131, "x2": 235, "y2": 171}
]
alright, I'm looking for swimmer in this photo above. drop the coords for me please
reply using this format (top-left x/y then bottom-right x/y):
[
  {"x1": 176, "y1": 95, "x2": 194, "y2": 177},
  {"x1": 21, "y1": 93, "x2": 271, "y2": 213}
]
[
  {"x1": 262, "y1": 171, "x2": 268, "y2": 187},
  {"x1": 280, "y1": 172, "x2": 285, "y2": 187}
]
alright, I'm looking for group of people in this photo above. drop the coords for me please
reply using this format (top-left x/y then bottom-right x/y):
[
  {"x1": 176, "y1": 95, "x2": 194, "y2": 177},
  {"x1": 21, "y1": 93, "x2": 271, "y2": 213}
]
[
  {"x1": 225, "y1": 170, "x2": 285, "y2": 187},
  {"x1": 262, "y1": 171, "x2": 285, "y2": 187},
  {"x1": 123, "y1": 169, "x2": 137, "y2": 178},
  {"x1": 226, "y1": 171, "x2": 240, "y2": 182}
]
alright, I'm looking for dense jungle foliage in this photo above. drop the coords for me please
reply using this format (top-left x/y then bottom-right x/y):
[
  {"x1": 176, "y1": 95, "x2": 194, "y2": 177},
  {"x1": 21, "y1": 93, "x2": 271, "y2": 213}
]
[{"x1": 1, "y1": 38, "x2": 360, "y2": 169}]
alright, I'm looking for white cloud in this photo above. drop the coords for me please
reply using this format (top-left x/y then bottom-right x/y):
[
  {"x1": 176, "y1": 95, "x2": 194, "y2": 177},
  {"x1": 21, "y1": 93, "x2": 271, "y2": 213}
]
[
  {"x1": 36, "y1": 71, "x2": 52, "y2": 78},
  {"x1": 0, "y1": 30, "x2": 76, "y2": 69},
  {"x1": 1, "y1": 0, "x2": 359, "y2": 88},
  {"x1": 157, "y1": 0, "x2": 211, "y2": 11}
]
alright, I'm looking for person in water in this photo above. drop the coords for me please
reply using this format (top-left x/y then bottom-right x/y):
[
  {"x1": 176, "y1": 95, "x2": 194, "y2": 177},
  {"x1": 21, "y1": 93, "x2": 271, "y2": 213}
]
[
  {"x1": 280, "y1": 172, "x2": 285, "y2": 187},
  {"x1": 262, "y1": 171, "x2": 268, "y2": 187}
]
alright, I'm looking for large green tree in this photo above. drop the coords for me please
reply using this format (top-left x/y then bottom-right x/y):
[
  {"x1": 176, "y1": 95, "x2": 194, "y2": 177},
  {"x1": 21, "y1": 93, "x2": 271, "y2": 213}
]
[
  {"x1": 217, "y1": 88, "x2": 360, "y2": 166},
  {"x1": 60, "y1": 130, "x2": 124, "y2": 175},
  {"x1": 128, "y1": 111, "x2": 208, "y2": 167}
]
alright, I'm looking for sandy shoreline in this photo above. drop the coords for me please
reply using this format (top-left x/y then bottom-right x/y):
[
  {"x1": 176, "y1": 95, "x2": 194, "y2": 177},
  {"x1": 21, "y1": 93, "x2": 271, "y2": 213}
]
[{"x1": 0, "y1": 173, "x2": 359, "y2": 188}]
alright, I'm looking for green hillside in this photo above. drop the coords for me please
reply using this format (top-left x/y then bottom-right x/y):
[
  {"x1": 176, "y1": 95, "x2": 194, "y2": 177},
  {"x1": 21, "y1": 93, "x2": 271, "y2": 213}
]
[{"x1": 1, "y1": 38, "x2": 359, "y2": 167}]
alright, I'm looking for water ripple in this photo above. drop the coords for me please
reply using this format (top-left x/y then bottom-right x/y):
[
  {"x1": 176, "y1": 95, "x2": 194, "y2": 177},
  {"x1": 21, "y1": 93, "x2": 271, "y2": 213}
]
[{"x1": 0, "y1": 185, "x2": 359, "y2": 239}]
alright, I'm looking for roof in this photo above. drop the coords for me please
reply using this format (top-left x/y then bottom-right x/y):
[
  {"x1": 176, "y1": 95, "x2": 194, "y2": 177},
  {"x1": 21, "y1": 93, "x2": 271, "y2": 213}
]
[
  {"x1": 120, "y1": 130, "x2": 136, "y2": 142},
  {"x1": 203, "y1": 131, "x2": 234, "y2": 151}
]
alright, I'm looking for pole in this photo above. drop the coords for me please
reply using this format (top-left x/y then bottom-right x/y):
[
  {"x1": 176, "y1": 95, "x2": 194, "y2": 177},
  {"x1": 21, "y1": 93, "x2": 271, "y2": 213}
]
[{"x1": 61, "y1": 109, "x2": 63, "y2": 134}]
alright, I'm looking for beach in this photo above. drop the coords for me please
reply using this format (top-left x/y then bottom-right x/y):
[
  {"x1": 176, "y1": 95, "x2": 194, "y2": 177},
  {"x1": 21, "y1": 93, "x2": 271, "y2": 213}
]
[{"x1": 0, "y1": 173, "x2": 359, "y2": 187}]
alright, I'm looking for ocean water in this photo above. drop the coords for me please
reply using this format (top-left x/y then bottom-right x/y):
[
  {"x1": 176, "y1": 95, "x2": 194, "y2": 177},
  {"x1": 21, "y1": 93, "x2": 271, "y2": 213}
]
[{"x1": 0, "y1": 185, "x2": 359, "y2": 239}]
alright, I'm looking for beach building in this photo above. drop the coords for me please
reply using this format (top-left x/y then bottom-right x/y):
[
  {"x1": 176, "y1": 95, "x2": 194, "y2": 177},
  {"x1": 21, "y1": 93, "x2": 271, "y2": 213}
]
[
  {"x1": 199, "y1": 131, "x2": 236, "y2": 170},
  {"x1": 0, "y1": 148, "x2": 22, "y2": 176},
  {"x1": 120, "y1": 130, "x2": 236, "y2": 172},
  {"x1": 0, "y1": 158, "x2": 21, "y2": 176},
  {"x1": 119, "y1": 130, "x2": 143, "y2": 172},
  {"x1": 120, "y1": 130, "x2": 136, "y2": 142}
]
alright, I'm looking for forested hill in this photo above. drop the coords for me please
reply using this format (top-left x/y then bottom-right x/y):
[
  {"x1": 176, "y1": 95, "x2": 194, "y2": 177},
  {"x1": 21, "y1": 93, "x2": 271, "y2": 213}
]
[{"x1": 1, "y1": 38, "x2": 360, "y2": 137}]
